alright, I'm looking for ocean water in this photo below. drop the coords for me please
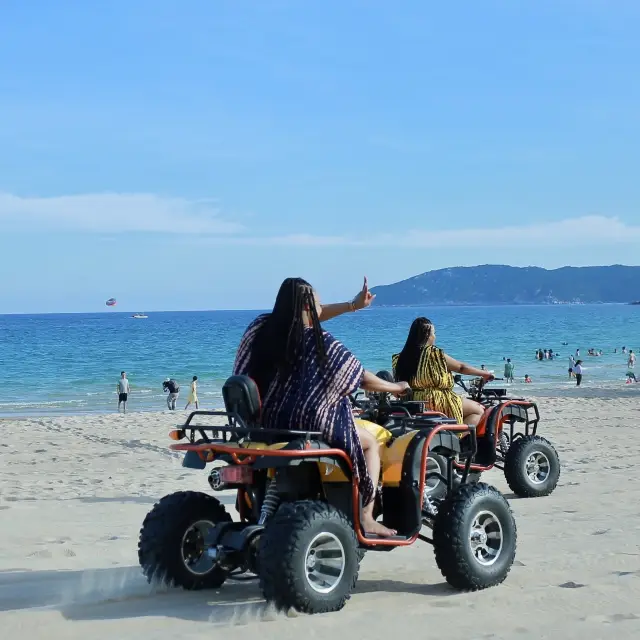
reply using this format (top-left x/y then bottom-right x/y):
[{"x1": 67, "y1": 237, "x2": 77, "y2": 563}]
[{"x1": 0, "y1": 305, "x2": 638, "y2": 416}]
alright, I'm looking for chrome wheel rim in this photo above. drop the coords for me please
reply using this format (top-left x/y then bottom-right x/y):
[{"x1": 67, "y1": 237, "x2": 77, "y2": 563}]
[
  {"x1": 426, "y1": 456, "x2": 445, "y2": 494},
  {"x1": 181, "y1": 520, "x2": 215, "y2": 575},
  {"x1": 469, "y1": 510, "x2": 503, "y2": 566},
  {"x1": 304, "y1": 532, "x2": 346, "y2": 594},
  {"x1": 525, "y1": 451, "x2": 551, "y2": 484}
]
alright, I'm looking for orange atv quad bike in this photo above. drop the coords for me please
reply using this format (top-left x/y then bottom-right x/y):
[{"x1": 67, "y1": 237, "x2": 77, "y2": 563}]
[
  {"x1": 138, "y1": 375, "x2": 518, "y2": 615},
  {"x1": 352, "y1": 371, "x2": 560, "y2": 499},
  {"x1": 449, "y1": 375, "x2": 561, "y2": 497}
]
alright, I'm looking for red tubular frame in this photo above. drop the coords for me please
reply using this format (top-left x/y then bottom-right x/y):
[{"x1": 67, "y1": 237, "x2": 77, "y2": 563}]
[
  {"x1": 453, "y1": 399, "x2": 537, "y2": 473},
  {"x1": 171, "y1": 423, "x2": 472, "y2": 548}
]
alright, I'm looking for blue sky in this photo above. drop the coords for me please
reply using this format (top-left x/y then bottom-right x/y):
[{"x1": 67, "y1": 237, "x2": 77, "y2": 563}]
[{"x1": 1, "y1": 0, "x2": 640, "y2": 313}]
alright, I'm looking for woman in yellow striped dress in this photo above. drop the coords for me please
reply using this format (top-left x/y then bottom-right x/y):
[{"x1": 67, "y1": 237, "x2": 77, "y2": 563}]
[{"x1": 392, "y1": 317, "x2": 492, "y2": 426}]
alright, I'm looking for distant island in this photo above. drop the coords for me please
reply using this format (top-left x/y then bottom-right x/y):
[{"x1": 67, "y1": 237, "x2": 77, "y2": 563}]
[{"x1": 370, "y1": 265, "x2": 640, "y2": 306}]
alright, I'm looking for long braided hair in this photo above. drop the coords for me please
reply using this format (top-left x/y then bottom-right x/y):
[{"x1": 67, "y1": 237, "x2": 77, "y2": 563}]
[
  {"x1": 247, "y1": 278, "x2": 326, "y2": 397},
  {"x1": 394, "y1": 317, "x2": 433, "y2": 383}
]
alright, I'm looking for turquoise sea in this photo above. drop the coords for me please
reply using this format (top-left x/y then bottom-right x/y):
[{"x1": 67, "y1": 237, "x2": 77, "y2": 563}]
[{"x1": 1, "y1": 305, "x2": 638, "y2": 416}]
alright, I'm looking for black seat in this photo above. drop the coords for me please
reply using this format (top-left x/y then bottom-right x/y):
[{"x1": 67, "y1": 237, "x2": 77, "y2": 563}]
[
  {"x1": 483, "y1": 388, "x2": 507, "y2": 399},
  {"x1": 222, "y1": 375, "x2": 261, "y2": 427}
]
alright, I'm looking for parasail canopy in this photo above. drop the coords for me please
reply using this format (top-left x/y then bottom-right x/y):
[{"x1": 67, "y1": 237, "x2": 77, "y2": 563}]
[{"x1": 106, "y1": 298, "x2": 117, "y2": 307}]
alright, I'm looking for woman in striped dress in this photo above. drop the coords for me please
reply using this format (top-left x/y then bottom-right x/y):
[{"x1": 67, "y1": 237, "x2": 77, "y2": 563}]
[
  {"x1": 392, "y1": 317, "x2": 492, "y2": 426},
  {"x1": 233, "y1": 277, "x2": 410, "y2": 537}
]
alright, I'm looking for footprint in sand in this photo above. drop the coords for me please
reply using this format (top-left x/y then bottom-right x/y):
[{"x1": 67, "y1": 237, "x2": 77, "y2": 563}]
[
  {"x1": 558, "y1": 581, "x2": 586, "y2": 588},
  {"x1": 583, "y1": 612, "x2": 640, "y2": 624}
]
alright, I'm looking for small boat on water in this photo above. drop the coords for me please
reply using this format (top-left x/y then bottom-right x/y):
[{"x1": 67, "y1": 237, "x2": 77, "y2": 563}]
[{"x1": 132, "y1": 313, "x2": 148, "y2": 319}]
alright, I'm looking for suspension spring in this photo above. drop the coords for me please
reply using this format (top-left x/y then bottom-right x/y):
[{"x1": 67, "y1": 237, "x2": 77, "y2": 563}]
[{"x1": 258, "y1": 477, "x2": 280, "y2": 525}]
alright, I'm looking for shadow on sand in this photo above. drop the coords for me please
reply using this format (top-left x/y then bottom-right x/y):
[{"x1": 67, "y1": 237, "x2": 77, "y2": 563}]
[{"x1": 0, "y1": 565, "x2": 458, "y2": 625}]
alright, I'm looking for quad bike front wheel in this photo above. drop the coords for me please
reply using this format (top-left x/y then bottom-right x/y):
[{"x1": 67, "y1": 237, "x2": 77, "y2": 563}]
[
  {"x1": 433, "y1": 483, "x2": 517, "y2": 591},
  {"x1": 138, "y1": 491, "x2": 232, "y2": 590},
  {"x1": 504, "y1": 435, "x2": 561, "y2": 497},
  {"x1": 258, "y1": 500, "x2": 360, "y2": 614}
]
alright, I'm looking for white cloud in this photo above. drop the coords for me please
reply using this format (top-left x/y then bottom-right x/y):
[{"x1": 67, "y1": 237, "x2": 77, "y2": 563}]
[
  {"x1": 374, "y1": 215, "x2": 640, "y2": 248},
  {"x1": 1, "y1": 191, "x2": 638, "y2": 251},
  {"x1": 197, "y1": 215, "x2": 640, "y2": 247},
  {"x1": 0, "y1": 192, "x2": 243, "y2": 234}
]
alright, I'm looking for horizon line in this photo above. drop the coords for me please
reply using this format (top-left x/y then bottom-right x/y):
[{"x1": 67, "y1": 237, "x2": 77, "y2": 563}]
[{"x1": 0, "y1": 301, "x2": 631, "y2": 317}]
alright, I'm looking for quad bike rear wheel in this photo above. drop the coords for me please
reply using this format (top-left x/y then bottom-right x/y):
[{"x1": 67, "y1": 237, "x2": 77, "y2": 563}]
[
  {"x1": 138, "y1": 491, "x2": 232, "y2": 590},
  {"x1": 425, "y1": 451, "x2": 449, "y2": 500},
  {"x1": 504, "y1": 435, "x2": 561, "y2": 497},
  {"x1": 258, "y1": 500, "x2": 360, "y2": 614},
  {"x1": 433, "y1": 483, "x2": 517, "y2": 590}
]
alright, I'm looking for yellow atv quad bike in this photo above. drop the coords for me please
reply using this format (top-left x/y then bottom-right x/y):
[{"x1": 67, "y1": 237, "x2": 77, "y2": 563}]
[{"x1": 138, "y1": 375, "x2": 518, "y2": 615}]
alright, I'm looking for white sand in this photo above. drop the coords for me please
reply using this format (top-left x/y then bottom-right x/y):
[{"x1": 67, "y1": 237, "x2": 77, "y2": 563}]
[{"x1": 2, "y1": 398, "x2": 640, "y2": 639}]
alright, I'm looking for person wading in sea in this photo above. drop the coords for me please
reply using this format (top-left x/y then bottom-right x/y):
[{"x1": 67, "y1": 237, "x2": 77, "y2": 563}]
[{"x1": 117, "y1": 371, "x2": 130, "y2": 414}]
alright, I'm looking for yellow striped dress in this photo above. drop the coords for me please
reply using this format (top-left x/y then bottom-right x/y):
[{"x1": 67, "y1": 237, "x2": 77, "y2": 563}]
[{"x1": 392, "y1": 346, "x2": 464, "y2": 424}]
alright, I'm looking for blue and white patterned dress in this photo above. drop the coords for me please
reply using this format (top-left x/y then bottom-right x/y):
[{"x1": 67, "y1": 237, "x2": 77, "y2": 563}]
[{"x1": 233, "y1": 314, "x2": 374, "y2": 506}]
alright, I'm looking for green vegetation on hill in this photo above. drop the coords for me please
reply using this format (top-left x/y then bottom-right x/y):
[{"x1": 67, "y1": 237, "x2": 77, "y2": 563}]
[{"x1": 370, "y1": 265, "x2": 640, "y2": 306}]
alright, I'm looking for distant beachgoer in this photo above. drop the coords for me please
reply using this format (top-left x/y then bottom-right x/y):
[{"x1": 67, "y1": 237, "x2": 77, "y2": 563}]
[
  {"x1": 481, "y1": 364, "x2": 486, "y2": 370},
  {"x1": 575, "y1": 348, "x2": 580, "y2": 357},
  {"x1": 504, "y1": 358, "x2": 515, "y2": 383},
  {"x1": 568, "y1": 354, "x2": 575, "y2": 378},
  {"x1": 544, "y1": 349, "x2": 549, "y2": 360},
  {"x1": 524, "y1": 374, "x2": 532, "y2": 383},
  {"x1": 626, "y1": 370, "x2": 637, "y2": 383},
  {"x1": 628, "y1": 350, "x2": 636, "y2": 369},
  {"x1": 574, "y1": 360, "x2": 583, "y2": 386},
  {"x1": 185, "y1": 376, "x2": 199, "y2": 410},
  {"x1": 117, "y1": 371, "x2": 130, "y2": 414},
  {"x1": 623, "y1": 346, "x2": 627, "y2": 354},
  {"x1": 163, "y1": 378, "x2": 180, "y2": 410},
  {"x1": 548, "y1": 349, "x2": 554, "y2": 360},
  {"x1": 614, "y1": 348, "x2": 617, "y2": 354}
]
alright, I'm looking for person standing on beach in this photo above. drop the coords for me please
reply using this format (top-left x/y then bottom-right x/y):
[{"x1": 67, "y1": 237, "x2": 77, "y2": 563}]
[
  {"x1": 163, "y1": 378, "x2": 180, "y2": 410},
  {"x1": 574, "y1": 360, "x2": 583, "y2": 387},
  {"x1": 185, "y1": 376, "x2": 199, "y2": 410},
  {"x1": 568, "y1": 354, "x2": 576, "y2": 378},
  {"x1": 117, "y1": 371, "x2": 130, "y2": 413},
  {"x1": 628, "y1": 350, "x2": 636, "y2": 369},
  {"x1": 504, "y1": 358, "x2": 515, "y2": 383}
]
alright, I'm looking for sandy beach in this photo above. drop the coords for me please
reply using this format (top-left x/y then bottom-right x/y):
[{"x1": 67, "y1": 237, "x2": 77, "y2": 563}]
[{"x1": 2, "y1": 395, "x2": 640, "y2": 640}]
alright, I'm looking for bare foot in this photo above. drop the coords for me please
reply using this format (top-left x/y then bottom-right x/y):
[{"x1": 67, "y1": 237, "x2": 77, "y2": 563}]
[{"x1": 362, "y1": 515, "x2": 396, "y2": 537}]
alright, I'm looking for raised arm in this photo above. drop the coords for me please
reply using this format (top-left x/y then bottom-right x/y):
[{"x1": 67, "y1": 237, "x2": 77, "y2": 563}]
[
  {"x1": 318, "y1": 277, "x2": 375, "y2": 322},
  {"x1": 444, "y1": 354, "x2": 493, "y2": 380}
]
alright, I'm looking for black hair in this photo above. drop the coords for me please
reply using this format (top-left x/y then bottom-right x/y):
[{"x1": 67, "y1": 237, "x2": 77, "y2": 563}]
[
  {"x1": 193, "y1": 376, "x2": 198, "y2": 381},
  {"x1": 247, "y1": 277, "x2": 326, "y2": 397},
  {"x1": 395, "y1": 317, "x2": 433, "y2": 383},
  {"x1": 121, "y1": 371, "x2": 125, "y2": 375}
]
